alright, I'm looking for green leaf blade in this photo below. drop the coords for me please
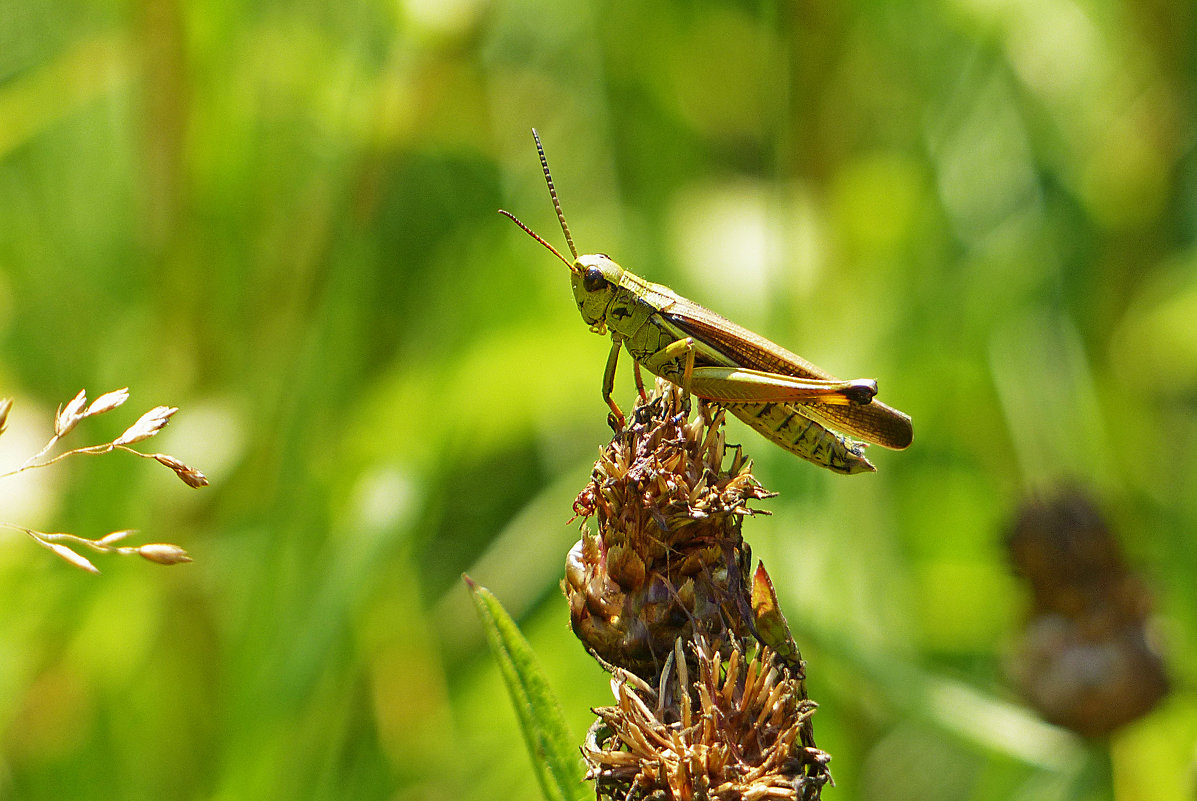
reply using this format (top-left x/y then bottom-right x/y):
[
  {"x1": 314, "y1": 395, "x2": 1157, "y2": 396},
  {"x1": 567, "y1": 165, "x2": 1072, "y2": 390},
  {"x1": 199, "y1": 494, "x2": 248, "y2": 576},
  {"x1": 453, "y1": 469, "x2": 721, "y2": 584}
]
[{"x1": 465, "y1": 575, "x2": 586, "y2": 801}]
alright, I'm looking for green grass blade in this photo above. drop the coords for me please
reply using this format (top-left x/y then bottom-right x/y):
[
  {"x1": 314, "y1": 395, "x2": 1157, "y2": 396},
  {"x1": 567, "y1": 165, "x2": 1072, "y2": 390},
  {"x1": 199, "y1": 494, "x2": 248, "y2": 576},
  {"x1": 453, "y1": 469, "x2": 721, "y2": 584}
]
[{"x1": 465, "y1": 575, "x2": 586, "y2": 801}]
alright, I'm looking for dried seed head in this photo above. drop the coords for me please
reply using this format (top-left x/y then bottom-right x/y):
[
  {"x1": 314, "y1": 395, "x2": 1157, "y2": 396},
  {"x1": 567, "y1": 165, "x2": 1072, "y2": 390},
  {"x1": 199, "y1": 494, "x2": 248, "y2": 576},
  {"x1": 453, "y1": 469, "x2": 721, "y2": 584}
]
[
  {"x1": 176, "y1": 467, "x2": 209, "y2": 488},
  {"x1": 47, "y1": 541, "x2": 100, "y2": 574},
  {"x1": 115, "y1": 406, "x2": 178, "y2": 445},
  {"x1": 152, "y1": 453, "x2": 210, "y2": 487},
  {"x1": 153, "y1": 453, "x2": 187, "y2": 471},
  {"x1": 565, "y1": 381, "x2": 832, "y2": 799},
  {"x1": 584, "y1": 635, "x2": 831, "y2": 801},
  {"x1": 137, "y1": 543, "x2": 193, "y2": 565},
  {"x1": 86, "y1": 387, "x2": 130, "y2": 417},
  {"x1": 1006, "y1": 489, "x2": 1168, "y2": 737},
  {"x1": 55, "y1": 390, "x2": 88, "y2": 437},
  {"x1": 99, "y1": 529, "x2": 136, "y2": 545},
  {"x1": 564, "y1": 379, "x2": 774, "y2": 677}
]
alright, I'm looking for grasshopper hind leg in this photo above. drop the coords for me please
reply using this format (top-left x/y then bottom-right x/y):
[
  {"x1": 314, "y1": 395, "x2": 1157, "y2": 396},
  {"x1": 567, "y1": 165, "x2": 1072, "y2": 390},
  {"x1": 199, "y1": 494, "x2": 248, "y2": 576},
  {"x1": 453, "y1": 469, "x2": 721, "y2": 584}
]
[{"x1": 727, "y1": 402, "x2": 876, "y2": 474}]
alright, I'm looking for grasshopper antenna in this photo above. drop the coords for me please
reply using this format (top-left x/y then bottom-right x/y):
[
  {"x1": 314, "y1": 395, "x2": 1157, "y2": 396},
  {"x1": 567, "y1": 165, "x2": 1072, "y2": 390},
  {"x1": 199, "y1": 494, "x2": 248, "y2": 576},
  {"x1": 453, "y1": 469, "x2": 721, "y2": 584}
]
[
  {"x1": 531, "y1": 128, "x2": 578, "y2": 259},
  {"x1": 498, "y1": 209, "x2": 575, "y2": 270}
]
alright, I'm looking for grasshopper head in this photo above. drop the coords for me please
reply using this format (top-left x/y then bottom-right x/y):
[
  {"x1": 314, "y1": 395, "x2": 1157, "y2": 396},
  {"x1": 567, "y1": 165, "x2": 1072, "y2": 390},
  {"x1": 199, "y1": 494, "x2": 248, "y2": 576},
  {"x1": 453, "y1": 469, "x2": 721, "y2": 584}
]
[
  {"x1": 571, "y1": 254, "x2": 624, "y2": 328},
  {"x1": 500, "y1": 130, "x2": 626, "y2": 331}
]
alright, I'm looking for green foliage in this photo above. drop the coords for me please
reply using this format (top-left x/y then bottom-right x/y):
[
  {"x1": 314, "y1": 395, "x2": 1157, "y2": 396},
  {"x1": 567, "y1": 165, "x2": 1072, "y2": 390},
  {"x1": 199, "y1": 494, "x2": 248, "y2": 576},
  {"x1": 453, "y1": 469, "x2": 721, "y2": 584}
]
[
  {"x1": 466, "y1": 577, "x2": 586, "y2": 801},
  {"x1": 0, "y1": 0, "x2": 1195, "y2": 799}
]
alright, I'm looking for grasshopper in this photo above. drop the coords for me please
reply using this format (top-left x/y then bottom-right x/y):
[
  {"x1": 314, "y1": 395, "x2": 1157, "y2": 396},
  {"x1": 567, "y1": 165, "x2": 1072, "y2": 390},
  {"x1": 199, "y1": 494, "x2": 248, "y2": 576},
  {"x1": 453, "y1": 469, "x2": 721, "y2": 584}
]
[{"x1": 500, "y1": 129, "x2": 912, "y2": 474}]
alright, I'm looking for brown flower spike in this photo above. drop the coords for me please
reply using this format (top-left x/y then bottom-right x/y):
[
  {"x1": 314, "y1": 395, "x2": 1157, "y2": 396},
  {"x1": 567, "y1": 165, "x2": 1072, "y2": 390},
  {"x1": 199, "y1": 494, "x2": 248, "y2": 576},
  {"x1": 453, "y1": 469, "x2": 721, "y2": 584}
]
[
  {"x1": 1006, "y1": 489, "x2": 1168, "y2": 737},
  {"x1": 585, "y1": 636, "x2": 830, "y2": 801},
  {"x1": 566, "y1": 379, "x2": 831, "y2": 800},
  {"x1": 565, "y1": 380, "x2": 770, "y2": 677}
]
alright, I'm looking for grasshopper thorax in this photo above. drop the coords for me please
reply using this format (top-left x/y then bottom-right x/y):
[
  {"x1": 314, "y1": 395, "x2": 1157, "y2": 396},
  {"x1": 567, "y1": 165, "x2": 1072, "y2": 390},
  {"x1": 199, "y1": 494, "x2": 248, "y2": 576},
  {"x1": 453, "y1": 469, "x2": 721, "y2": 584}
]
[{"x1": 571, "y1": 253, "x2": 624, "y2": 328}]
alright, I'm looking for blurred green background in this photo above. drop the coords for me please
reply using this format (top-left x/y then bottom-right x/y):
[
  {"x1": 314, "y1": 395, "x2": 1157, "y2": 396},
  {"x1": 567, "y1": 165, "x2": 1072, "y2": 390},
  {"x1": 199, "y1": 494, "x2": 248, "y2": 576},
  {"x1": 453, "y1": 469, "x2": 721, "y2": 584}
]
[{"x1": 1, "y1": 0, "x2": 1195, "y2": 799}]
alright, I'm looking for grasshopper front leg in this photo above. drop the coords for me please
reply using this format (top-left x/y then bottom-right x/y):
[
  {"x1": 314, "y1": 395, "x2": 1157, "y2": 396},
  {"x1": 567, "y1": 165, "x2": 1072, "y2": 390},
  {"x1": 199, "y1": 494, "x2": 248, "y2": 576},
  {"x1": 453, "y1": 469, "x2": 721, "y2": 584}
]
[
  {"x1": 600, "y1": 335, "x2": 656, "y2": 430},
  {"x1": 602, "y1": 334, "x2": 627, "y2": 429}
]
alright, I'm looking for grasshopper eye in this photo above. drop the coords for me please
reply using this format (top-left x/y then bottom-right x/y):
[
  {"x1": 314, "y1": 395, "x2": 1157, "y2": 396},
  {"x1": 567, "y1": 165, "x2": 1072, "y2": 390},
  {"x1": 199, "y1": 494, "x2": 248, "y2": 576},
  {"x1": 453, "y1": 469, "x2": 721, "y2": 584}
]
[{"x1": 583, "y1": 266, "x2": 607, "y2": 293}]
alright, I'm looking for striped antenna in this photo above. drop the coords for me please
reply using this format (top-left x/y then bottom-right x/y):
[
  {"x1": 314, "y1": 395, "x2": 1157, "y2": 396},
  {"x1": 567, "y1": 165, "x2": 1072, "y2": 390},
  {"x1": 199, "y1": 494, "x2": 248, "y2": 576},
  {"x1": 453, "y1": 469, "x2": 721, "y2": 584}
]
[
  {"x1": 498, "y1": 210, "x2": 574, "y2": 269},
  {"x1": 531, "y1": 128, "x2": 578, "y2": 259}
]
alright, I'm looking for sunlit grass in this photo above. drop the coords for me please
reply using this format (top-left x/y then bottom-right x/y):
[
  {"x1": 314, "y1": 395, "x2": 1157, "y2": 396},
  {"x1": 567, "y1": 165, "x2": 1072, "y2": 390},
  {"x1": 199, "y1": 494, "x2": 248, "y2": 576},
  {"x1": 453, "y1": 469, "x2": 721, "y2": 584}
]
[{"x1": 0, "y1": 0, "x2": 1193, "y2": 799}]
